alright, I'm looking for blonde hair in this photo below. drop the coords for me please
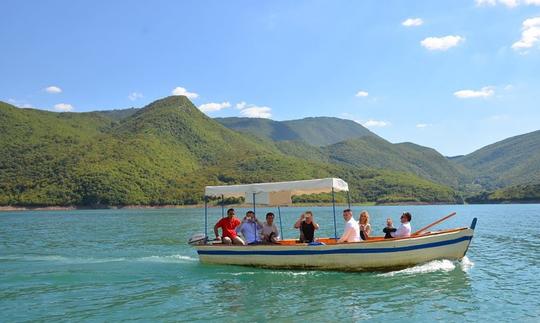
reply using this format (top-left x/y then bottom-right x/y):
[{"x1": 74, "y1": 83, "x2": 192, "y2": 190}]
[{"x1": 359, "y1": 210, "x2": 370, "y2": 225}]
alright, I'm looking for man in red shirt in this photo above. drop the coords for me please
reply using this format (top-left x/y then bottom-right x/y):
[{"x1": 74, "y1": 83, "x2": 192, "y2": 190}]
[{"x1": 214, "y1": 208, "x2": 245, "y2": 245}]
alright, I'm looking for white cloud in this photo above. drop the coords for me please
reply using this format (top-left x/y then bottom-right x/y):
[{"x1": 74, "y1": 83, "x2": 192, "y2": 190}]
[
  {"x1": 504, "y1": 84, "x2": 514, "y2": 91},
  {"x1": 355, "y1": 90, "x2": 369, "y2": 97},
  {"x1": 45, "y1": 86, "x2": 62, "y2": 94},
  {"x1": 487, "y1": 114, "x2": 510, "y2": 121},
  {"x1": 198, "y1": 101, "x2": 231, "y2": 113},
  {"x1": 236, "y1": 101, "x2": 247, "y2": 110},
  {"x1": 171, "y1": 86, "x2": 199, "y2": 99},
  {"x1": 499, "y1": 0, "x2": 519, "y2": 7},
  {"x1": 54, "y1": 103, "x2": 74, "y2": 112},
  {"x1": 454, "y1": 86, "x2": 495, "y2": 99},
  {"x1": 512, "y1": 17, "x2": 540, "y2": 51},
  {"x1": 416, "y1": 123, "x2": 430, "y2": 128},
  {"x1": 421, "y1": 35, "x2": 464, "y2": 51},
  {"x1": 476, "y1": 0, "x2": 540, "y2": 6},
  {"x1": 475, "y1": 0, "x2": 497, "y2": 6},
  {"x1": 363, "y1": 119, "x2": 390, "y2": 128},
  {"x1": 402, "y1": 18, "x2": 423, "y2": 27},
  {"x1": 240, "y1": 106, "x2": 272, "y2": 118},
  {"x1": 128, "y1": 92, "x2": 143, "y2": 101}
]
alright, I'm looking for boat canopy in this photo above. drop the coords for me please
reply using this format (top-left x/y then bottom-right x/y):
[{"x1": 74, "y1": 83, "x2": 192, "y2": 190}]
[{"x1": 205, "y1": 178, "x2": 348, "y2": 205}]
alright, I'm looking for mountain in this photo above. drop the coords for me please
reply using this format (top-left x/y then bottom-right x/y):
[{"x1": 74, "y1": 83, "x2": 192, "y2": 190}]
[
  {"x1": 452, "y1": 130, "x2": 540, "y2": 189},
  {"x1": 0, "y1": 97, "x2": 459, "y2": 206},
  {"x1": 217, "y1": 117, "x2": 469, "y2": 188},
  {"x1": 216, "y1": 116, "x2": 378, "y2": 146}
]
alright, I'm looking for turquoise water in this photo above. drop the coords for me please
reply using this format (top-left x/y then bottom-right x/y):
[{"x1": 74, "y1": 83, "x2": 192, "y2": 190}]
[{"x1": 1, "y1": 204, "x2": 539, "y2": 322}]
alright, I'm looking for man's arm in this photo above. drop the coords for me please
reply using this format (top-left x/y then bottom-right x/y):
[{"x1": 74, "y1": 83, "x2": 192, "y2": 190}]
[
  {"x1": 337, "y1": 226, "x2": 352, "y2": 243},
  {"x1": 313, "y1": 222, "x2": 320, "y2": 230},
  {"x1": 214, "y1": 223, "x2": 221, "y2": 239}
]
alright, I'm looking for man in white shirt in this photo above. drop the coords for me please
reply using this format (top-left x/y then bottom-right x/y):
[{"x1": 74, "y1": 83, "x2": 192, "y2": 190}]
[
  {"x1": 391, "y1": 212, "x2": 412, "y2": 238},
  {"x1": 261, "y1": 212, "x2": 280, "y2": 243},
  {"x1": 337, "y1": 209, "x2": 361, "y2": 243},
  {"x1": 236, "y1": 211, "x2": 263, "y2": 244}
]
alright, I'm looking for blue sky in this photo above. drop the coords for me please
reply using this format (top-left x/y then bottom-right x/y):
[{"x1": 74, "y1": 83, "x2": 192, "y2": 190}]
[{"x1": 1, "y1": 0, "x2": 539, "y2": 156}]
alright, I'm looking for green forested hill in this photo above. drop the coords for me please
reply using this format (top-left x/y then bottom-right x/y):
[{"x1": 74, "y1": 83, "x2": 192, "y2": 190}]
[
  {"x1": 0, "y1": 97, "x2": 459, "y2": 206},
  {"x1": 216, "y1": 116, "x2": 378, "y2": 146},
  {"x1": 452, "y1": 130, "x2": 540, "y2": 189}
]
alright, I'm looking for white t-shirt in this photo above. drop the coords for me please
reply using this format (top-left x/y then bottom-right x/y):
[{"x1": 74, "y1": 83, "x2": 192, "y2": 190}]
[
  {"x1": 391, "y1": 222, "x2": 411, "y2": 238},
  {"x1": 338, "y1": 217, "x2": 361, "y2": 243},
  {"x1": 261, "y1": 222, "x2": 280, "y2": 240}
]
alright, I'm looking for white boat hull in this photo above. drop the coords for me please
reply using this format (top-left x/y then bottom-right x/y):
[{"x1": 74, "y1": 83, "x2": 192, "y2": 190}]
[{"x1": 195, "y1": 228, "x2": 474, "y2": 271}]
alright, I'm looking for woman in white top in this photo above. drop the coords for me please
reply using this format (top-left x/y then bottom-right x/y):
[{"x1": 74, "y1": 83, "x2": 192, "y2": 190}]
[{"x1": 359, "y1": 211, "x2": 372, "y2": 240}]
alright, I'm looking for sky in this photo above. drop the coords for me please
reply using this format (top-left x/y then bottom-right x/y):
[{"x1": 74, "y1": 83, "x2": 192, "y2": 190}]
[{"x1": 1, "y1": 0, "x2": 540, "y2": 156}]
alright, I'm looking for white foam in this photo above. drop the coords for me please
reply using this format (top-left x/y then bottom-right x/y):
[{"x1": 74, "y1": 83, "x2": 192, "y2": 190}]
[
  {"x1": 136, "y1": 255, "x2": 198, "y2": 263},
  {"x1": 460, "y1": 256, "x2": 474, "y2": 271},
  {"x1": 378, "y1": 259, "x2": 456, "y2": 277}
]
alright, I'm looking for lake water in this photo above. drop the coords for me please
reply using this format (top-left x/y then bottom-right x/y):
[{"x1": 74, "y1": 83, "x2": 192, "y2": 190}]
[{"x1": 1, "y1": 204, "x2": 539, "y2": 322}]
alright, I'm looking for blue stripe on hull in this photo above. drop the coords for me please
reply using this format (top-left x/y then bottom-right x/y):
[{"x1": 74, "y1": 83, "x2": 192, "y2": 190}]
[{"x1": 197, "y1": 235, "x2": 472, "y2": 256}]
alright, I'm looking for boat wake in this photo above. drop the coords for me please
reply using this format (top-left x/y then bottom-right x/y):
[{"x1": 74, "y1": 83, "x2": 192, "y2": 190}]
[
  {"x1": 1, "y1": 254, "x2": 198, "y2": 264},
  {"x1": 378, "y1": 256, "x2": 474, "y2": 277}
]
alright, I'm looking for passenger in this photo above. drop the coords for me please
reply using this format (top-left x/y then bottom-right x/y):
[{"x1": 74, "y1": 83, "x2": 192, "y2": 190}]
[
  {"x1": 214, "y1": 208, "x2": 245, "y2": 245},
  {"x1": 359, "y1": 210, "x2": 372, "y2": 240},
  {"x1": 294, "y1": 211, "x2": 319, "y2": 243},
  {"x1": 382, "y1": 218, "x2": 397, "y2": 239},
  {"x1": 337, "y1": 209, "x2": 360, "y2": 243},
  {"x1": 391, "y1": 212, "x2": 412, "y2": 238},
  {"x1": 261, "y1": 212, "x2": 280, "y2": 244},
  {"x1": 236, "y1": 211, "x2": 263, "y2": 245}
]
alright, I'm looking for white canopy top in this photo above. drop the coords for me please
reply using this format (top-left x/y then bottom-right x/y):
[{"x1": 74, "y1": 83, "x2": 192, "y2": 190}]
[{"x1": 205, "y1": 178, "x2": 348, "y2": 198}]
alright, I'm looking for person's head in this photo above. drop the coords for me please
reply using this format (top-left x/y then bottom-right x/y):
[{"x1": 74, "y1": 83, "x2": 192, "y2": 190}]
[
  {"x1": 226, "y1": 208, "x2": 236, "y2": 218},
  {"x1": 342, "y1": 208, "x2": 353, "y2": 221},
  {"x1": 266, "y1": 212, "x2": 275, "y2": 225},
  {"x1": 246, "y1": 210, "x2": 255, "y2": 221},
  {"x1": 304, "y1": 211, "x2": 313, "y2": 223},
  {"x1": 401, "y1": 212, "x2": 412, "y2": 223},
  {"x1": 359, "y1": 211, "x2": 370, "y2": 225},
  {"x1": 386, "y1": 218, "x2": 393, "y2": 226}
]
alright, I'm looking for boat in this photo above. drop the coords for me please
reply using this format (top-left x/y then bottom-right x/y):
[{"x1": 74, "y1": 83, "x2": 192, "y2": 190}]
[{"x1": 189, "y1": 178, "x2": 476, "y2": 271}]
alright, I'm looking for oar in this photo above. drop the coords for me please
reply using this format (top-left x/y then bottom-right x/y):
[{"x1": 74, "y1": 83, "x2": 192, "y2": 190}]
[{"x1": 412, "y1": 212, "x2": 457, "y2": 236}]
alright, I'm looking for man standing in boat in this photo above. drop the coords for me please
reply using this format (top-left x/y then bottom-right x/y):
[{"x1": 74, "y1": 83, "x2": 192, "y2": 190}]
[
  {"x1": 337, "y1": 209, "x2": 361, "y2": 243},
  {"x1": 294, "y1": 211, "x2": 319, "y2": 243},
  {"x1": 214, "y1": 208, "x2": 245, "y2": 245}
]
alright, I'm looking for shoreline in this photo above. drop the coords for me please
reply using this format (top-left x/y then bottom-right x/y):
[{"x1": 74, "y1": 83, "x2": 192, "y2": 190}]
[{"x1": 2, "y1": 200, "x2": 539, "y2": 212}]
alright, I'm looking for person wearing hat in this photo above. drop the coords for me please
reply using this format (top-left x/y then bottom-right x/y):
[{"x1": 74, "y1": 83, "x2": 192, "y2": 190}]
[{"x1": 294, "y1": 211, "x2": 319, "y2": 243}]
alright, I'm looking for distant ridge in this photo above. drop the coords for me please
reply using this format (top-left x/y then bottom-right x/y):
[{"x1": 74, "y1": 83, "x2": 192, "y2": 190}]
[{"x1": 216, "y1": 116, "x2": 379, "y2": 146}]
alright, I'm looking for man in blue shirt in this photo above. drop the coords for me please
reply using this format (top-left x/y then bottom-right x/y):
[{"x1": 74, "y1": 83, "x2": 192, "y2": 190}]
[{"x1": 236, "y1": 211, "x2": 263, "y2": 245}]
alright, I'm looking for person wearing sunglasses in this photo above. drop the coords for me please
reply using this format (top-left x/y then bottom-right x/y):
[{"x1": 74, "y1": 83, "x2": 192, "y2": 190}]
[{"x1": 390, "y1": 212, "x2": 412, "y2": 238}]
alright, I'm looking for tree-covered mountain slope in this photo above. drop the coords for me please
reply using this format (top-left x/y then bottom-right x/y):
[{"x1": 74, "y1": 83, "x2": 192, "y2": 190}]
[
  {"x1": 0, "y1": 97, "x2": 460, "y2": 206},
  {"x1": 452, "y1": 130, "x2": 540, "y2": 189},
  {"x1": 216, "y1": 116, "x2": 379, "y2": 146}
]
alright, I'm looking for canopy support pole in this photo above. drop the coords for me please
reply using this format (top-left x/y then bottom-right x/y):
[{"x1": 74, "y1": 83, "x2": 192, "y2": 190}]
[
  {"x1": 277, "y1": 205, "x2": 283, "y2": 240},
  {"x1": 221, "y1": 194, "x2": 224, "y2": 218},
  {"x1": 252, "y1": 193, "x2": 256, "y2": 214},
  {"x1": 204, "y1": 196, "x2": 208, "y2": 239},
  {"x1": 332, "y1": 187, "x2": 337, "y2": 240},
  {"x1": 347, "y1": 191, "x2": 351, "y2": 209}
]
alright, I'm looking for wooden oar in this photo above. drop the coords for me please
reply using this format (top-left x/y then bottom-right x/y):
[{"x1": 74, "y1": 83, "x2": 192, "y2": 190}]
[{"x1": 412, "y1": 212, "x2": 457, "y2": 236}]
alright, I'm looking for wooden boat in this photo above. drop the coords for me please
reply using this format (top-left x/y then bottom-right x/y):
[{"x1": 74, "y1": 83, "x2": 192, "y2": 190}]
[{"x1": 189, "y1": 178, "x2": 476, "y2": 271}]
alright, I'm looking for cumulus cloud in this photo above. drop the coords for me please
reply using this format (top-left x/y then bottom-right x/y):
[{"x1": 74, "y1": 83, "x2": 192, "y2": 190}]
[
  {"x1": 240, "y1": 106, "x2": 272, "y2": 118},
  {"x1": 363, "y1": 119, "x2": 390, "y2": 128},
  {"x1": 512, "y1": 17, "x2": 540, "y2": 51},
  {"x1": 421, "y1": 35, "x2": 464, "y2": 51},
  {"x1": 198, "y1": 101, "x2": 231, "y2": 113},
  {"x1": 236, "y1": 101, "x2": 247, "y2": 110},
  {"x1": 171, "y1": 86, "x2": 199, "y2": 99},
  {"x1": 45, "y1": 86, "x2": 62, "y2": 94},
  {"x1": 454, "y1": 86, "x2": 495, "y2": 99},
  {"x1": 402, "y1": 18, "x2": 423, "y2": 27},
  {"x1": 476, "y1": 0, "x2": 540, "y2": 6},
  {"x1": 416, "y1": 123, "x2": 431, "y2": 128},
  {"x1": 54, "y1": 103, "x2": 74, "y2": 112},
  {"x1": 128, "y1": 92, "x2": 143, "y2": 101},
  {"x1": 355, "y1": 90, "x2": 369, "y2": 97}
]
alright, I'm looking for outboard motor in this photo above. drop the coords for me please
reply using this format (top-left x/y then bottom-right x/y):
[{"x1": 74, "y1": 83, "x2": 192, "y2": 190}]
[{"x1": 188, "y1": 233, "x2": 207, "y2": 245}]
